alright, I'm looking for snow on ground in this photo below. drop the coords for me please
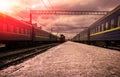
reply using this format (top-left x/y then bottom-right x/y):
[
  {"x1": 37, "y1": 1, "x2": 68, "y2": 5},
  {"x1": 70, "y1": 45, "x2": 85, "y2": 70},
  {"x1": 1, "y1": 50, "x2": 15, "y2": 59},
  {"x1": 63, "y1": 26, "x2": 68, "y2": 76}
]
[{"x1": 0, "y1": 41, "x2": 120, "y2": 77}]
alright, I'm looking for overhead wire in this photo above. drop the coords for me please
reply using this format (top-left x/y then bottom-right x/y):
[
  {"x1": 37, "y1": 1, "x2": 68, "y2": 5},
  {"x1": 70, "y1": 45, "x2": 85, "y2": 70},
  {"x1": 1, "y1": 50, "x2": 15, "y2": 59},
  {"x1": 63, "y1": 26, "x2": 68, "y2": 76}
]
[
  {"x1": 40, "y1": 0, "x2": 65, "y2": 36},
  {"x1": 46, "y1": 0, "x2": 59, "y2": 35},
  {"x1": 47, "y1": 0, "x2": 54, "y2": 9},
  {"x1": 41, "y1": 0, "x2": 49, "y2": 9}
]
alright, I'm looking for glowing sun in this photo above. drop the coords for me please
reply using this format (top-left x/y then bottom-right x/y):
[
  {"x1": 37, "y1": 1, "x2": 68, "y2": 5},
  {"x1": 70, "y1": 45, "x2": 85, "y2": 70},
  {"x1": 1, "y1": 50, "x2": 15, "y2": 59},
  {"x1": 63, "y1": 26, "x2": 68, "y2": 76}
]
[{"x1": 0, "y1": 0, "x2": 19, "y2": 13}]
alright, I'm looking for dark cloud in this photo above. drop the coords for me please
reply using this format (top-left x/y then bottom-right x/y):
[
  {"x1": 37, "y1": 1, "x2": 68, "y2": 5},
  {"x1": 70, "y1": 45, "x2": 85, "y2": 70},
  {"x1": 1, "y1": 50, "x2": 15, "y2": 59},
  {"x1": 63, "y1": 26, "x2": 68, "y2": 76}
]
[{"x1": 52, "y1": 0, "x2": 120, "y2": 11}]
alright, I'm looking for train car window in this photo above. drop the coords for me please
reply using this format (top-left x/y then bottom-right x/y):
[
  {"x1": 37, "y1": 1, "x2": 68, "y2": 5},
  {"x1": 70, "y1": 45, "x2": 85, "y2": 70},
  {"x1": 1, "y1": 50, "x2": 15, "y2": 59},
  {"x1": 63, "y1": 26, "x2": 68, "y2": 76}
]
[
  {"x1": 0, "y1": 17, "x2": 3, "y2": 32},
  {"x1": 118, "y1": 16, "x2": 120, "y2": 27},
  {"x1": 0, "y1": 24, "x2": 3, "y2": 32},
  {"x1": 95, "y1": 27, "x2": 96, "y2": 33},
  {"x1": 28, "y1": 29, "x2": 30, "y2": 35},
  {"x1": 21, "y1": 28, "x2": 25, "y2": 34},
  {"x1": 92, "y1": 29, "x2": 94, "y2": 34},
  {"x1": 96, "y1": 27, "x2": 98, "y2": 33},
  {"x1": 14, "y1": 27, "x2": 17, "y2": 33},
  {"x1": 20, "y1": 28, "x2": 22, "y2": 34},
  {"x1": 21, "y1": 28, "x2": 24, "y2": 34},
  {"x1": 90, "y1": 29, "x2": 91, "y2": 34},
  {"x1": 28, "y1": 30, "x2": 30, "y2": 35},
  {"x1": 91, "y1": 29, "x2": 93, "y2": 34},
  {"x1": 27, "y1": 29, "x2": 29, "y2": 34},
  {"x1": 97, "y1": 26, "x2": 99, "y2": 32},
  {"x1": 97, "y1": 26, "x2": 100, "y2": 32},
  {"x1": 98, "y1": 26, "x2": 100, "y2": 32},
  {"x1": 11, "y1": 25, "x2": 14, "y2": 32},
  {"x1": 7, "y1": 24, "x2": 11, "y2": 32},
  {"x1": 26, "y1": 29, "x2": 28, "y2": 34},
  {"x1": 102, "y1": 24, "x2": 104, "y2": 31},
  {"x1": 90, "y1": 30, "x2": 92, "y2": 34},
  {"x1": 3, "y1": 23, "x2": 7, "y2": 32},
  {"x1": 0, "y1": 25, "x2": 3, "y2": 32},
  {"x1": 26, "y1": 29, "x2": 28, "y2": 35},
  {"x1": 94, "y1": 28, "x2": 95, "y2": 33},
  {"x1": 105, "y1": 22, "x2": 109, "y2": 30},
  {"x1": 95, "y1": 27, "x2": 98, "y2": 33},
  {"x1": 23, "y1": 28, "x2": 25, "y2": 34},
  {"x1": 111, "y1": 19, "x2": 114, "y2": 28},
  {"x1": 100, "y1": 25, "x2": 102, "y2": 31},
  {"x1": 13, "y1": 26, "x2": 15, "y2": 33},
  {"x1": 108, "y1": 22, "x2": 110, "y2": 29},
  {"x1": 24, "y1": 29, "x2": 27, "y2": 34},
  {"x1": 93, "y1": 28, "x2": 95, "y2": 33},
  {"x1": 94, "y1": 27, "x2": 96, "y2": 33},
  {"x1": 19, "y1": 28, "x2": 22, "y2": 34},
  {"x1": 25, "y1": 29, "x2": 27, "y2": 34},
  {"x1": 16, "y1": 27, "x2": 19, "y2": 33},
  {"x1": 7, "y1": 23, "x2": 13, "y2": 32},
  {"x1": 25, "y1": 29, "x2": 27, "y2": 35},
  {"x1": 92, "y1": 28, "x2": 94, "y2": 34},
  {"x1": 37, "y1": 30, "x2": 39, "y2": 35}
]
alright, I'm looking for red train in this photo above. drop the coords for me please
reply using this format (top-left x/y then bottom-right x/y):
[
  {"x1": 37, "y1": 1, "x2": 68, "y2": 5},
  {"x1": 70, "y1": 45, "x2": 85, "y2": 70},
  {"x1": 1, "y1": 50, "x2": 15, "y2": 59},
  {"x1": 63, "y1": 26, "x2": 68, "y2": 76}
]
[{"x1": 0, "y1": 13, "x2": 58, "y2": 48}]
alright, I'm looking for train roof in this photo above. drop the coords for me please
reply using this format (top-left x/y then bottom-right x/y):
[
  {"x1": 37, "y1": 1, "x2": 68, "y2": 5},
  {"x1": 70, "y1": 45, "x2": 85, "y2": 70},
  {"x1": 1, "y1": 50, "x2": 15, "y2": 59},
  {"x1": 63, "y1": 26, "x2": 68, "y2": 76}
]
[
  {"x1": 72, "y1": 5, "x2": 120, "y2": 39},
  {"x1": 0, "y1": 12, "x2": 32, "y2": 27},
  {"x1": 89, "y1": 5, "x2": 120, "y2": 28}
]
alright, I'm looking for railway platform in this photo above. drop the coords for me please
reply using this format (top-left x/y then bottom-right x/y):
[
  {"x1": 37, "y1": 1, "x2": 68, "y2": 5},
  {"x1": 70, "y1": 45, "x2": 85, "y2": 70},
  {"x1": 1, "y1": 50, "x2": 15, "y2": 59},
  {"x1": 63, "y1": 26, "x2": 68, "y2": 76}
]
[{"x1": 0, "y1": 41, "x2": 120, "y2": 77}]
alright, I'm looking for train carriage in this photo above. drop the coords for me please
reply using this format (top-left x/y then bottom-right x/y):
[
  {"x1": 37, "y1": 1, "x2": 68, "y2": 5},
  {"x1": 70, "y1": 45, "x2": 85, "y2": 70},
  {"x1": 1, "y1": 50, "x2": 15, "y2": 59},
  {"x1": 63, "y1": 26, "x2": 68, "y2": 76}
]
[
  {"x1": 49, "y1": 34, "x2": 58, "y2": 42},
  {"x1": 59, "y1": 34, "x2": 66, "y2": 43},
  {"x1": 72, "y1": 5, "x2": 120, "y2": 47},
  {"x1": 0, "y1": 13, "x2": 58, "y2": 48},
  {"x1": 89, "y1": 5, "x2": 120, "y2": 46},
  {"x1": 90, "y1": 6, "x2": 120, "y2": 40},
  {"x1": 79, "y1": 29, "x2": 89, "y2": 43},
  {"x1": 0, "y1": 13, "x2": 32, "y2": 42},
  {"x1": 72, "y1": 34, "x2": 80, "y2": 42},
  {"x1": 33, "y1": 27, "x2": 50, "y2": 42}
]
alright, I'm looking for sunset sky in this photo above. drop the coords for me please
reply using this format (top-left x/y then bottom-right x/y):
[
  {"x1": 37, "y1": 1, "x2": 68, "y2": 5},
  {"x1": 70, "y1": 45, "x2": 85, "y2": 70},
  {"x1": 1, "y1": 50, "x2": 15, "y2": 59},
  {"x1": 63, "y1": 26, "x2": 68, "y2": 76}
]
[{"x1": 0, "y1": 0, "x2": 120, "y2": 39}]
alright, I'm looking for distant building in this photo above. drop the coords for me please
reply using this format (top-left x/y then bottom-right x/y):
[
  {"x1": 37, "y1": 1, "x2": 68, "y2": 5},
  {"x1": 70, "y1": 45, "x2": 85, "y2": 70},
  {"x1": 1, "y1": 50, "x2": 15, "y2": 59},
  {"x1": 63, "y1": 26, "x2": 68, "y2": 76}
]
[
  {"x1": 32, "y1": 23, "x2": 37, "y2": 28},
  {"x1": 21, "y1": 20, "x2": 31, "y2": 24},
  {"x1": 21, "y1": 20, "x2": 42, "y2": 29}
]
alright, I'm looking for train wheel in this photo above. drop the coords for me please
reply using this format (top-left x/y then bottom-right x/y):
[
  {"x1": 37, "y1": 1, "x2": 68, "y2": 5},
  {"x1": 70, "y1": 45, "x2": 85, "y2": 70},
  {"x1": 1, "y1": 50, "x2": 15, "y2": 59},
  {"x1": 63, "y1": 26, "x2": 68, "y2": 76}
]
[{"x1": 98, "y1": 41, "x2": 107, "y2": 48}]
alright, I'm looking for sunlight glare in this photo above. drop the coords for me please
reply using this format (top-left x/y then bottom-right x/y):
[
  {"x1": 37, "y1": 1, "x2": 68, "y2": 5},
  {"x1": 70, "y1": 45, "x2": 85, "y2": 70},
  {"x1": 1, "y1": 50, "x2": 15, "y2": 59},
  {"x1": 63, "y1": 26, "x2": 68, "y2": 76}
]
[{"x1": 0, "y1": 0, "x2": 19, "y2": 13}]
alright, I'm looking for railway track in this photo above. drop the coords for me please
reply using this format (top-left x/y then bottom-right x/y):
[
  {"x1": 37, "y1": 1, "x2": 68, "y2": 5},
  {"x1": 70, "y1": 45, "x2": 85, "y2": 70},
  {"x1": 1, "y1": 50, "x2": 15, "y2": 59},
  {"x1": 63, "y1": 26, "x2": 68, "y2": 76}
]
[
  {"x1": 107, "y1": 46, "x2": 120, "y2": 51},
  {"x1": 0, "y1": 43, "x2": 60, "y2": 70}
]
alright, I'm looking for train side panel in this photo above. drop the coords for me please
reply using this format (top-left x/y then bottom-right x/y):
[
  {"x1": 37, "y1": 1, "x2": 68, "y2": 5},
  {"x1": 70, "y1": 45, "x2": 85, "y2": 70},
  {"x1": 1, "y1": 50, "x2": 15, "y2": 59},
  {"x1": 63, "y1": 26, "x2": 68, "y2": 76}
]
[
  {"x1": 72, "y1": 34, "x2": 80, "y2": 42},
  {"x1": 50, "y1": 34, "x2": 58, "y2": 42},
  {"x1": 72, "y1": 5, "x2": 120, "y2": 47},
  {"x1": 0, "y1": 13, "x2": 32, "y2": 42},
  {"x1": 90, "y1": 9, "x2": 120, "y2": 41},
  {"x1": 90, "y1": 30, "x2": 120, "y2": 41},
  {"x1": 79, "y1": 29, "x2": 89, "y2": 44},
  {"x1": 33, "y1": 28, "x2": 50, "y2": 42},
  {"x1": 33, "y1": 27, "x2": 58, "y2": 43}
]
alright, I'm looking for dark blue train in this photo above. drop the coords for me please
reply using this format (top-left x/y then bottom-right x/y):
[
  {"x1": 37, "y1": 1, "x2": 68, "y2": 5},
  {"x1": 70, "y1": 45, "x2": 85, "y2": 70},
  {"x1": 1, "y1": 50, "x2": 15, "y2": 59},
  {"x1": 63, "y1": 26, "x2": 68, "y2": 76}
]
[{"x1": 72, "y1": 5, "x2": 120, "y2": 47}]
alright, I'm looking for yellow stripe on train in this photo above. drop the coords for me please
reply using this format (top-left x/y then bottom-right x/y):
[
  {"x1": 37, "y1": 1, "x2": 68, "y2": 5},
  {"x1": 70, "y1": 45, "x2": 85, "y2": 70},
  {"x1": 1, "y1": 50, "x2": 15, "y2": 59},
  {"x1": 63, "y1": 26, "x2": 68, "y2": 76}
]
[
  {"x1": 0, "y1": 31, "x2": 30, "y2": 37},
  {"x1": 90, "y1": 26, "x2": 120, "y2": 36},
  {"x1": 35, "y1": 36, "x2": 49, "y2": 39}
]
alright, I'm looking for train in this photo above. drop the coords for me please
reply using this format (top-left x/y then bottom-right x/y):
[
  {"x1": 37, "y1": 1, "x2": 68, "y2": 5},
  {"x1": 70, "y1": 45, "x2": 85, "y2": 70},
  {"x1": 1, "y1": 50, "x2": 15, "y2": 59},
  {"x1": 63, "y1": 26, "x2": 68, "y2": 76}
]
[
  {"x1": 0, "y1": 13, "x2": 58, "y2": 48},
  {"x1": 72, "y1": 5, "x2": 120, "y2": 47},
  {"x1": 59, "y1": 34, "x2": 66, "y2": 43}
]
